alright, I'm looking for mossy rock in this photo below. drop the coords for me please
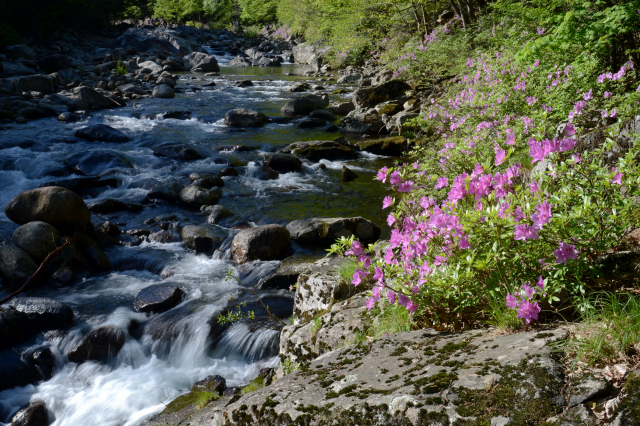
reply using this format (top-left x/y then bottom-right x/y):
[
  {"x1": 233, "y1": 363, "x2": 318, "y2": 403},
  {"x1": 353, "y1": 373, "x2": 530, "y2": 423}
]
[{"x1": 358, "y1": 136, "x2": 409, "y2": 156}]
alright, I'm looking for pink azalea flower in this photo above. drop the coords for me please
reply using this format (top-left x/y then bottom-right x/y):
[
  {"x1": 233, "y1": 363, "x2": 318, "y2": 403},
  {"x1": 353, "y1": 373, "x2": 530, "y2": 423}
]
[
  {"x1": 529, "y1": 180, "x2": 539, "y2": 193},
  {"x1": 583, "y1": 89, "x2": 593, "y2": 101},
  {"x1": 398, "y1": 181, "x2": 414, "y2": 192},
  {"x1": 389, "y1": 171, "x2": 402, "y2": 185},
  {"x1": 387, "y1": 214, "x2": 396, "y2": 226},
  {"x1": 572, "y1": 154, "x2": 581, "y2": 163},
  {"x1": 376, "y1": 167, "x2": 388, "y2": 182},
  {"x1": 536, "y1": 276, "x2": 545, "y2": 292},
  {"x1": 604, "y1": 91, "x2": 612, "y2": 99},
  {"x1": 494, "y1": 147, "x2": 506, "y2": 166},
  {"x1": 352, "y1": 269, "x2": 365, "y2": 286},
  {"x1": 397, "y1": 293, "x2": 409, "y2": 307},
  {"x1": 459, "y1": 237, "x2": 471, "y2": 249},
  {"x1": 388, "y1": 291, "x2": 396, "y2": 304},
  {"x1": 365, "y1": 297, "x2": 376, "y2": 310},
  {"x1": 514, "y1": 224, "x2": 539, "y2": 241},
  {"x1": 517, "y1": 301, "x2": 541, "y2": 324},
  {"x1": 506, "y1": 293, "x2": 519, "y2": 309},
  {"x1": 373, "y1": 267, "x2": 384, "y2": 281},
  {"x1": 612, "y1": 169, "x2": 623, "y2": 185},
  {"x1": 434, "y1": 177, "x2": 449, "y2": 189},
  {"x1": 406, "y1": 299, "x2": 418, "y2": 313},
  {"x1": 382, "y1": 196, "x2": 393, "y2": 209},
  {"x1": 554, "y1": 242, "x2": 578, "y2": 264},
  {"x1": 563, "y1": 124, "x2": 576, "y2": 136}
]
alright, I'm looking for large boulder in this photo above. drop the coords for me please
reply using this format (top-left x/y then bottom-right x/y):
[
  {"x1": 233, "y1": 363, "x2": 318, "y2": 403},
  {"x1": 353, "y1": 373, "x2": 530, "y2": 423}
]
[
  {"x1": 88, "y1": 199, "x2": 143, "y2": 214},
  {"x1": 0, "y1": 244, "x2": 38, "y2": 286},
  {"x1": 13, "y1": 75, "x2": 56, "y2": 94},
  {"x1": 292, "y1": 43, "x2": 328, "y2": 66},
  {"x1": 281, "y1": 98, "x2": 317, "y2": 116},
  {"x1": 179, "y1": 186, "x2": 220, "y2": 208},
  {"x1": 340, "y1": 108, "x2": 385, "y2": 134},
  {"x1": 74, "y1": 124, "x2": 129, "y2": 142},
  {"x1": 1, "y1": 62, "x2": 37, "y2": 77},
  {"x1": 133, "y1": 285, "x2": 184, "y2": 313},
  {"x1": 299, "y1": 94, "x2": 329, "y2": 109},
  {"x1": 10, "y1": 400, "x2": 50, "y2": 426},
  {"x1": 230, "y1": 225, "x2": 291, "y2": 264},
  {"x1": 67, "y1": 326, "x2": 126, "y2": 363},
  {"x1": 183, "y1": 52, "x2": 220, "y2": 72},
  {"x1": 152, "y1": 84, "x2": 175, "y2": 98},
  {"x1": 4, "y1": 44, "x2": 37, "y2": 61},
  {"x1": 202, "y1": 205, "x2": 234, "y2": 224},
  {"x1": 115, "y1": 28, "x2": 193, "y2": 56},
  {"x1": 224, "y1": 108, "x2": 267, "y2": 127},
  {"x1": 217, "y1": 327, "x2": 568, "y2": 426},
  {"x1": 180, "y1": 224, "x2": 228, "y2": 252},
  {"x1": 279, "y1": 138, "x2": 359, "y2": 162},
  {"x1": 4, "y1": 186, "x2": 90, "y2": 232},
  {"x1": 37, "y1": 54, "x2": 71, "y2": 74},
  {"x1": 0, "y1": 297, "x2": 73, "y2": 350},
  {"x1": 352, "y1": 80, "x2": 411, "y2": 109},
  {"x1": 77, "y1": 87, "x2": 119, "y2": 109},
  {"x1": 228, "y1": 57, "x2": 253, "y2": 67},
  {"x1": 337, "y1": 73, "x2": 363, "y2": 84},
  {"x1": 262, "y1": 152, "x2": 302, "y2": 173},
  {"x1": 12, "y1": 221, "x2": 61, "y2": 263},
  {"x1": 65, "y1": 150, "x2": 133, "y2": 175},
  {"x1": 138, "y1": 61, "x2": 163, "y2": 74},
  {"x1": 287, "y1": 217, "x2": 381, "y2": 246}
]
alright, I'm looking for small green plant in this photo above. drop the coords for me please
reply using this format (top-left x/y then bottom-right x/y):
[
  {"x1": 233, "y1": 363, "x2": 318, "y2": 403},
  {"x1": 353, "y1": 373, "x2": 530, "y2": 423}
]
[
  {"x1": 486, "y1": 295, "x2": 522, "y2": 333},
  {"x1": 194, "y1": 391, "x2": 219, "y2": 409},
  {"x1": 368, "y1": 302, "x2": 413, "y2": 339},
  {"x1": 282, "y1": 358, "x2": 300, "y2": 375},
  {"x1": 557, "y1": 292, "x2": 640, "y2": 368},
  {"x1": 115, "y1": 59, "x2": 127, "y2": 77},
  {"x1": 310, "y1": 315, "x2": 323, "y2": 336},
  {"x1": 241, "y1": 376, "x2": 264, "y2": 395}
]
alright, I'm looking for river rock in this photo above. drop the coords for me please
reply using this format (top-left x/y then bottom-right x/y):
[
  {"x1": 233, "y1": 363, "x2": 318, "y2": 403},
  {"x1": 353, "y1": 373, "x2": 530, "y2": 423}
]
[
  {"x1": 148, "y1": 230, "x2": 181, "y2": 244},
  {"x1": 161, "y1": 110, "x2": 192, "y2": 120},
  {"x1": 287, "y1": 217, "x2": 381, "y2": 246},
  {"x1": 299, "y1": 93, "x2": 329, "y2": 109},
  {"x1": 215, "y1": 327, "x2": 567, "y2": 426},
  {"x1": 255, "y1": 262, "x2": 313, "y2": 291},
  {"x1": 288, "y1": 82, "x2": 311, "y2": 92},
  {"x1": 0, "y1": 351, "x2": 41, "y2": 392},
  {"x1": 262, "y1": 152, "x2": 302, "y2": 173},
  {"x1": 62, "y1": 234, "x2": 111, "y2": 273},
  {"x1": 228, "y1": 57, "x2": 252, "y2": 67},
  {"x1": 249, "y1": 165, "x2": 279, "y2": 180},
  {"x1": 88, "y1": 199, "x2": 143, "y2": 213},
  {"x1": 359, "y1": 136, "x2": 409, "y2": 156},
  {"x1": 183, "y1": 52, "x2": 220, "y2": 72},
  {"x1": 77, "y1": 87, "x2": 119, "y2": 109},
  {"x1": 352, "y1": 80, "x2": 411, "y2": 109},
  {"x1": 279, "y1": 138, "x2": 359, "y2": 162},
  {"x1": 12, "y1": 221, "x2": 61, "y2": 263},
  {"x1": 220, "y1": 167, "x2": 239, "y2": 177},
  {"x1": 65, "y1": 150, "x2": 132, "y2": 175},
  {"x1": 0, "y1": 244, "x2": 38, "y2": 286},
  {"x1": 153, "y1": 142, "x2": 204, "y2": 161},
  {"x1": 10, "y1": 400, "x2": 50, "y2": 426},
  {"x1": 337, "y1": 72, "x2": 363, "y2": 84},
  {"x1": 236, "y1": 80, "x2": 253, "y2": 87},
  {"x1": 67, "y1": 326, "x2": 126, "y2": 363},
  {"x1": 147, "y1": 182, "x2": 185, "y2": 201},
  {"x1": 180, "y1": 224, "x2": 227, "y2": 252},
  {"x1": 297, "y1": 117, "x2": 326, "y2": 129},
  {"x1": 118, "y1": 83, "x2": 148, "y2": 95},
  {"x1": 153, "y1": 84, "x2": 175, "y2": 98},
  {"x1": 342, "y1": 165, "x2": 359, "y2": 182},
  {"x1": 281, "y1": 98, "x2": 317, "y2": 116},
  {"x1": 309, "y1": 109, "x2": 336, "y2": 121},
  {"x1": 13, "y1": 75, "x2": 56, "y2": 95},
  {"x1": 4, "y1": 186, "x2": 90, "y2": 232},
  {"x1": 224, "y1": 108, "x2": 267, "y2": 127},
  {"x1": 202, "y1": 205, "x2": 234, "y2": 224},
  {"x1": 138, "y1": 61, "x2": 163, "y2": 74},
  {"x1": 115, "y1": 28, "x2": 193, "y2": 56},
  {"x1": 340, "y1": 108, "x2": 385, "y2": 134},
  {"x1": 37, "y1": 54, "x2": 71, "y2": 74},
  {"x1": 332, "y1": 100, "x2": 356, "y2": 115},
  {"x1": 133, "y1": 285, "x2": 184, "y2": 313},
  {"x1": 179, "y1": 186, "x2": 219, "y2": 208},
  {"x1": 4, "y1": 44, "x2": 37, "y2": 60},
  {"x1": 74, "y1": 124, "x2": 129, "y2": 142},
  {"x1": 0, "y1": 297, "x2": 74, "y2": 350},
  {"x1": 58, "y1": 112, "x2": 82, "y2": 122},
  {"x1": 230, "y1": 225, "x2": 291, "y2": 264}
]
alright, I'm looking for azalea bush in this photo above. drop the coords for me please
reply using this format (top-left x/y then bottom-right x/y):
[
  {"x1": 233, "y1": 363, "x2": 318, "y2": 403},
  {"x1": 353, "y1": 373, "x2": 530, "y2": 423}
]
[{"x1": 333, "y1": 48, "x2": 640, "y2": 329}]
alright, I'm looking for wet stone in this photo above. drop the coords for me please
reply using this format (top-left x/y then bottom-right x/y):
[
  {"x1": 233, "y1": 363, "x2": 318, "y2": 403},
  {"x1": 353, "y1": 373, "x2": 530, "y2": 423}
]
[{"x1": 133, "y1": 285, "x2": 184, "y2": 313}]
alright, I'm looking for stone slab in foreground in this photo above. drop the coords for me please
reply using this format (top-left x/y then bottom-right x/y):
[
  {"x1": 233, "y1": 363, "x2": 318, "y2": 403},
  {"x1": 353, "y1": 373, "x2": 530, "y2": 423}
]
[{"x1": 187, "y1": 328, "x2": 569, "y2": 425}]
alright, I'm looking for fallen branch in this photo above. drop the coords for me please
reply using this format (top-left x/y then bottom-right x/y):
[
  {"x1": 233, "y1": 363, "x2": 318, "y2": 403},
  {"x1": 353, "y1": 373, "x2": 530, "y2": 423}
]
[{"x1": 0, "y1": 226, "x2": 88, "y2": 305}]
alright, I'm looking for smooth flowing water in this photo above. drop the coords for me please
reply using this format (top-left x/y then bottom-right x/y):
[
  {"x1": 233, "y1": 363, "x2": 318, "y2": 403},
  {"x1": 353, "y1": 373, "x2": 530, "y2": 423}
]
[{"x1": 0, "y1": 58, "x2": 390, "y2": 426}]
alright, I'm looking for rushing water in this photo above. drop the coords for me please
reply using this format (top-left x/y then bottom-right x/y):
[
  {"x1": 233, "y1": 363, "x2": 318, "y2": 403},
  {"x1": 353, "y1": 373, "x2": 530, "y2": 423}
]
[{"x1": 0, "y1": 59, "x2": 391, "y2": 426}]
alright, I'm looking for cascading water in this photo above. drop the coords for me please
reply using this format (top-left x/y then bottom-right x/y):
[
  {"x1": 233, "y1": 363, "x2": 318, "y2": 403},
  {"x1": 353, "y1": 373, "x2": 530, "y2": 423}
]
[{"x1": 0, "y1": 54, "x2": 389, "y2": 426}]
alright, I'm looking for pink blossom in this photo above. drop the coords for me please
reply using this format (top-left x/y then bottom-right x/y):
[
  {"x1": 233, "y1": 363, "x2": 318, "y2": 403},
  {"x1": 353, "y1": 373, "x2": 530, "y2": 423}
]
[
  {"x1": 352, "y1": 269, "x2": 365, "y2": 286},
  {"x1": 531, "y1": 201, "x2": 552, "y2": 227},
  {"x1": 459, "y1": 237, "x2": 471, "y2": 249},
  {"x1": 533, "y1": 59, "x2": 540, "y2": 68},
  {"x1": 572, "y1": 154, "x2": 581, "y2": 163},
  {"x1": 365, "y1": 297, "x2": 376, "y2": 310},
  {"x1": 398, "y1": 181, "x2": 414, "y2": 192},
  {"x1": 583, "y1": 89, "x2": 593, "y2": 101},
  {"x1": 389, "y1": 171, "x2": 402, "y2": 185},
  {"x1": 554, "y1": 242, "x2": 578, "y2": 264},
  {"x1": 612, "y1": 169, "x2": 623, "y2": 185},
  {"x1": 373, "y1": 267, "x2": 384, "y2": 281},
  {"x1": 494, "y1": 147, "x2": 506, "y2": 166},
  {"x1": 514, "y1": 224, "x2": 539, "y2": 241},
  {"x1": 387, "y1": 214, "x2": 396, "y2": 226},
  {"x1": 536, "y1": 276, "x2": 545, "y2": 292},
  {"x1": 537, "y1": 27, "x2": 544, "y2": 35},
  {"x1": 388, "y1": 291, "x2": 396, "y2": 304},
  {"x1": 529, "y1": 180, "x2": 539, "y2": 193},
  {"x1": 574, "y1": 101, "x2": 587, "y2": 114},
  {"x1": 382, "y1": 196, "x2": 393, "y2": 209},
  {"x1": 434, "y1": 177, "x2": 449, "y2": 189},
  {"x1": 563, "y1": 124, "x2": 575, "y2": 136},
  {"x1": 604, "y1": 91, "x2": 612, "y2": 98},
  {"x1": 406, "y1": 300, "x2": 418, "y2": 313},
  {"x1": 517, "y1": 301, "x2": 541, "y2": 324},
  {"x1": 376, "y1": 167, "x2": 388, "y2": 182}
]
